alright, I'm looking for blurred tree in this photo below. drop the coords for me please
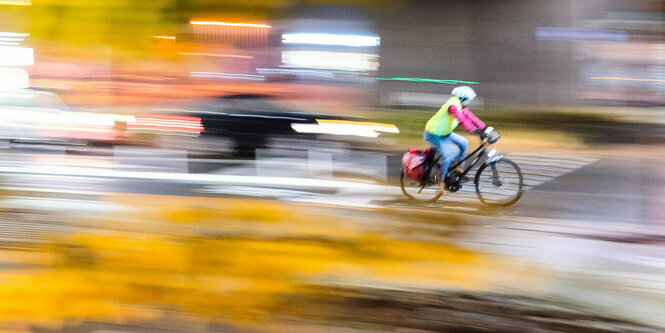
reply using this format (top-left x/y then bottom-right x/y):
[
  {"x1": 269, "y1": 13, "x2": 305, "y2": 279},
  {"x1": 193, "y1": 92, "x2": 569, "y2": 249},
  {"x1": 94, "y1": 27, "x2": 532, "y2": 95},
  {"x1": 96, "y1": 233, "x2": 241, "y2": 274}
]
[{"x1": 24, "y1": 0, "x2": 398, "y2": 56}]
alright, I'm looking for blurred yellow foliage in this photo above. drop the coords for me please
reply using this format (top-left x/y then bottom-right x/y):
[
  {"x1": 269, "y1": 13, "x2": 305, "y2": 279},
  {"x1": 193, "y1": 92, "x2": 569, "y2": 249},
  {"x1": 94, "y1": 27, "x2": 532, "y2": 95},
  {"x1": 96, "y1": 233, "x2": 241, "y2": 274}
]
[{"x1": 0, "y1": 196, "x2": 544, "y2": 327}]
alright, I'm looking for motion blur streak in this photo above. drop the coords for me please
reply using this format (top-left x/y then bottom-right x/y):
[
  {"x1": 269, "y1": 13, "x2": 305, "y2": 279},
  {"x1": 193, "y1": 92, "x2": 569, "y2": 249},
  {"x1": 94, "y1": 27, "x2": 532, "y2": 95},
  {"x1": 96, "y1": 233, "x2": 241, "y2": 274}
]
[
  {"x1": 377, "y1": 77, "x2": 480, "y2": 85},
  {"x1": 282, "y1": 33, "x2": 380, "y2": 47},
  {"x1": 590, "y1": 77, "x2": 665, "y2": 83},
  {"x1": 281, "y1": 51, "x2": 379, "y2": 71},
  {"x1": 0, "y1": 0, "x2": 30, "y2": 5},
  {"x1": 0, "y1": 46, "x2": 33, "y2": 66},
  {"x1": 189, "y1": 72, "x2": 265, "y2": 81},
  {"x1": 316, "y1": 119, "x2": 400, "y2": 134},
  {"x1": 128, "y1": 115, "x2": 203, "y2": 133},
  {"x1": 291, "y1": 120, "x2": 399, "y2": 137},
  {"x1": 536, "y1": 27, "x2": 628, "y2": 42},
  {"x1": 0, "y1": 68, "x2": 28, "y2": 89},
  {"x1": 189, "y1": 20, "x2": 271, "y2": 29},
  {"x1": 152, "y1": 35, "x2": 175, "y2": 40},
  {"x1": 178, "y1": 52, "x2": 253, "y2": 59},
  {"x1": 0, "y1": 32, "x2": 29, "y2": 37}
]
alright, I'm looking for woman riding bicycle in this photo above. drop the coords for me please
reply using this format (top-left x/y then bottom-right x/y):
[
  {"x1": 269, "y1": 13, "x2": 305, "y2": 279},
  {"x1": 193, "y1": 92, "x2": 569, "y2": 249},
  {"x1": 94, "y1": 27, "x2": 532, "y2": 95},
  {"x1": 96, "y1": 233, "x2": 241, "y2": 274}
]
[{"x1": 424, "y1": 86, "x2": 487, "y2": 193}]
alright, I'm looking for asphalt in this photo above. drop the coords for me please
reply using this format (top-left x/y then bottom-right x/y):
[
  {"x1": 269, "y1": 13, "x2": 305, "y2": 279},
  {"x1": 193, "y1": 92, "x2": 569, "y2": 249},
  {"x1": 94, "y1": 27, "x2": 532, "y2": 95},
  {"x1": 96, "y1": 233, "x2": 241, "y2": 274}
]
[
  {"x1": 0, "y1": 144, "x2": 664, "y2": 328},
  {"x1": 0, "y1": 145, "x2": 662, "y2": 226}
]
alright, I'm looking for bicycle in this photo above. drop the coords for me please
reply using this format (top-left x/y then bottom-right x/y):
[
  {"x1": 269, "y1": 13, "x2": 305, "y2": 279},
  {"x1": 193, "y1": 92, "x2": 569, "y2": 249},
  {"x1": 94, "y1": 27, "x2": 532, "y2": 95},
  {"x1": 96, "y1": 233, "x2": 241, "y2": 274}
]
[{"x1": 400, "y1": 127, "x2": 523, "y2": 206}]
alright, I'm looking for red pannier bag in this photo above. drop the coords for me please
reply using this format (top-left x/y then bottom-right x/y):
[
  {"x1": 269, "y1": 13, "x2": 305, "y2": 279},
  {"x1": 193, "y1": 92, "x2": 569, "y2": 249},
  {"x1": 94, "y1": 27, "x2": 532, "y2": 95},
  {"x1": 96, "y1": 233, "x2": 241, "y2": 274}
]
[{"x1": 401, "y1": 148, "x2": 430, "y2": 181}]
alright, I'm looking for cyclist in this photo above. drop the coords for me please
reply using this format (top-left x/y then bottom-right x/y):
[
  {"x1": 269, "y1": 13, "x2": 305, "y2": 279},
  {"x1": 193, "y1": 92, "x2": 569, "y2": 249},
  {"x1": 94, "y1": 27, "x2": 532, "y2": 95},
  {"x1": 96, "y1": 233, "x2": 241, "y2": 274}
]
[{"x1": 424, "y1": 86, "x2": 487, "y2": 193}]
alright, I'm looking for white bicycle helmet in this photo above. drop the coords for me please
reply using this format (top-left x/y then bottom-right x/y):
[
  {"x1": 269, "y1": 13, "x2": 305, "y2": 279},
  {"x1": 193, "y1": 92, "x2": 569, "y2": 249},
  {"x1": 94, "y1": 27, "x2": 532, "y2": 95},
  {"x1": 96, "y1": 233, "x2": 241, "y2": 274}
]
[{"x1": 451, "y1": 86, "x2": 476, "y2": 107}]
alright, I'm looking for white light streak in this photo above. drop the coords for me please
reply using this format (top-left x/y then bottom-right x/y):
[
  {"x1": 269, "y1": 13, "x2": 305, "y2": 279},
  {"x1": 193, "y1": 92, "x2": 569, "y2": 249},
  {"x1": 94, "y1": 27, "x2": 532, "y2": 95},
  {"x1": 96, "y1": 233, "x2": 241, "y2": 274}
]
[
  {"x1": 190, "y1": 72, "x2": 265, "y2": 81},
  {"x1": 0, "y1": 67, "x2": 28, "y2": 89},
  {"x1": 178, "y1": 52, "x2": 253, "y2": 59},
  {"x1": 190, "y1": 20, "x2": 271, "y2": 29},
  {"x1": 281, "y1": 51, "x2": 378, "y2": 71},
  {"x1": 0, "y1": 46, "x2": 34, "y2": 66},
  {"x1": 0, "y1": 32, "x2": 29, "y2": 37},
  {"x1": 282, "y1": 33, "x2": 380, "y2": 47},
  {"x1": 0, "y1": 0, "x2": 31, "y2": 6},
  {"x1": 291, "y1": 120, "x2": 399, "y2": 138}
]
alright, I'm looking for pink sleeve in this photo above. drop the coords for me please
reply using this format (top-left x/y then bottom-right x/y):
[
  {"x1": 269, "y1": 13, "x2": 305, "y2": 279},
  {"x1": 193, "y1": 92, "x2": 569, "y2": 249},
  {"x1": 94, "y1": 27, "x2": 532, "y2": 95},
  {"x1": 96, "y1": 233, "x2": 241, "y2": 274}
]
[{"x1": 448, "y1": 105, "x2": 485, "y2": 133}]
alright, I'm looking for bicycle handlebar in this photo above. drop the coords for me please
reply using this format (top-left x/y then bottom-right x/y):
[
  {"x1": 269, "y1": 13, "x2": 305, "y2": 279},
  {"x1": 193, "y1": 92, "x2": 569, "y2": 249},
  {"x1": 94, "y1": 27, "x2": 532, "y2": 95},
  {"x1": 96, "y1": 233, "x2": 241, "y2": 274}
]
[{"x1": 479, "y1": 126, "x2": 500, "y2": 144}]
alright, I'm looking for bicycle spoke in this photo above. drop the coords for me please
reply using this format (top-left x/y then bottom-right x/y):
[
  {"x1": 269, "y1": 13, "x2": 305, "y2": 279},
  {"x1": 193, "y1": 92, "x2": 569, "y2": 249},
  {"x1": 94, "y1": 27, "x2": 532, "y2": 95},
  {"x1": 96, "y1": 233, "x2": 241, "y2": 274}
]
[{"x1": 475, "y1": 159, "x2": 523, "y2": 206}]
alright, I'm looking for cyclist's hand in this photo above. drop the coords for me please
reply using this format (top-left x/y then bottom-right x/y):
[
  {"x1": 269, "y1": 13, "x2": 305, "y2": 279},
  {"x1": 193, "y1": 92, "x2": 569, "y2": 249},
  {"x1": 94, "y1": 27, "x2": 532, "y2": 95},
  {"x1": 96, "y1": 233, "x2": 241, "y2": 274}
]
[{"x1": 474, "y1": 127, "x2": 489, "y2": 139}]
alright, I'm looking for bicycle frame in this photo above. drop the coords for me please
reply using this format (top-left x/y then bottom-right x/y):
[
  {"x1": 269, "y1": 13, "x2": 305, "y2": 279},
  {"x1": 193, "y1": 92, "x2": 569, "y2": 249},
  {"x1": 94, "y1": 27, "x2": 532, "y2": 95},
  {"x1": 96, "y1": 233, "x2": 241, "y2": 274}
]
[
  {"x1": 448, "y1": 142, "x2": 488, "y2": 180},
  {"x1": 421, "y1": 138, "x2": 501, "y2": 188}
]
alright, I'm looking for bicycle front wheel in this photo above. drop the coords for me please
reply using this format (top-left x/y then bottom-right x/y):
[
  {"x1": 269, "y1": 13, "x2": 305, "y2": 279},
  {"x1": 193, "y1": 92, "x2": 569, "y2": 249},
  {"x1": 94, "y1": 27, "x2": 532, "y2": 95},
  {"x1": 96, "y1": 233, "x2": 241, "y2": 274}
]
[
  {"x1": 400, "y1": 170, "x2": 443, "y2": 203},
  {"x1": 475, "y1": 158, "x2": 523, "y2": 206}
]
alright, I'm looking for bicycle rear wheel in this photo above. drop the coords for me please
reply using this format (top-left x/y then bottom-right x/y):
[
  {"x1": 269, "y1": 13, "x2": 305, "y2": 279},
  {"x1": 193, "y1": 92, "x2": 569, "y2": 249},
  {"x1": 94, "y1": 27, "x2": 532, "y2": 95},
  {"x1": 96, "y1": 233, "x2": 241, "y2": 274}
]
[
  {"x1": 400, "y1": 169, "x2": 443, "y2": 203},
  {"x1": 474, "y1": 158, "x2": 523, "y2": 206}
]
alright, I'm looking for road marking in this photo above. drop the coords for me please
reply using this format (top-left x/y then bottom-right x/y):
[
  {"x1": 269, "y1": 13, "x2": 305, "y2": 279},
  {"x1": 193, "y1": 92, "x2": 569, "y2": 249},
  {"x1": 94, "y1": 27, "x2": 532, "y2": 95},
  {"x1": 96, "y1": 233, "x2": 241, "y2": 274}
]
[
  {"x1": 196, "y1": 185, "x2": 326, "y2": 198},
  {"x1": 0, "y1": 186, "x2": 112, "y2": 196},
  {"x1": 507, "y1": 153, "x2": 598, "y2": 189},
  {"x1": 0, "y1": 152, "x2": 600, "y2": 210},
  {"x1": 0, "y1": 165, "x2": 392, "y2": 191}
]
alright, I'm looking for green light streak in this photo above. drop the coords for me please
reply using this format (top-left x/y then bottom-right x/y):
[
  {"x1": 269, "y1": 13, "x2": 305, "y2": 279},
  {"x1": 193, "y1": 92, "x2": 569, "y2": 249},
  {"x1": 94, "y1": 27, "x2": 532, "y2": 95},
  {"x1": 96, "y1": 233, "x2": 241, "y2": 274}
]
[{"x1": 376, "y1": 77, "x2": 479, "y2": 84}]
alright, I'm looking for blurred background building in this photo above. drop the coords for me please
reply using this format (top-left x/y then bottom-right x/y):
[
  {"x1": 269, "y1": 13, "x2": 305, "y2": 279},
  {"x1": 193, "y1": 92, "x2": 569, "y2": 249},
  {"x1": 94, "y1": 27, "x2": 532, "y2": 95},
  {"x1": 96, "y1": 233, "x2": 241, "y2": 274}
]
[
  {"x1": 376, "y1": 0, "x2": 665, "y2": 107},
  {"x1": 0, "y1": 0, "x2": 662, "y2": 109}
]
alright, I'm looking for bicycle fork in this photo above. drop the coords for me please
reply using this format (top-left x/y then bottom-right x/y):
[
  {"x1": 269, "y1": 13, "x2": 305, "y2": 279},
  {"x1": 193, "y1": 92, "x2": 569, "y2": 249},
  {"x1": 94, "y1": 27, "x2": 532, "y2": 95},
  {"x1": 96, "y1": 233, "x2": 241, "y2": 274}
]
[{"x1": 490, "y1": 164, "x2": 504, "y2": 187}]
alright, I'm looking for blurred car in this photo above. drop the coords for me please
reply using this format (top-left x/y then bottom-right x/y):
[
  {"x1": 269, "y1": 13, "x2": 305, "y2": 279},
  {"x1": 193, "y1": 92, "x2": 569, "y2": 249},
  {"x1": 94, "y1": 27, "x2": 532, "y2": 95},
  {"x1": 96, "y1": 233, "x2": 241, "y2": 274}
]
[
  {"x1": 0, "y1": 89, "x2": 72, "y2": 145},
  {"x1": 145, "y1": 94, "x2": 398, "y2": 157},
  {"x1": 0, "y1": 89, "x2": 134, "y2": 148}
]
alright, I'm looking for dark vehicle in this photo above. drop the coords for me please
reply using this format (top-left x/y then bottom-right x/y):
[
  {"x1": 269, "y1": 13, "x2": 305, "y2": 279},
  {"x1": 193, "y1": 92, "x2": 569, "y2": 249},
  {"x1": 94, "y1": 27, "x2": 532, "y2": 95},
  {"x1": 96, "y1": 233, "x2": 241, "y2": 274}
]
[{"x1": 169, "y1": 94, "x2": 398, "y2": 157}]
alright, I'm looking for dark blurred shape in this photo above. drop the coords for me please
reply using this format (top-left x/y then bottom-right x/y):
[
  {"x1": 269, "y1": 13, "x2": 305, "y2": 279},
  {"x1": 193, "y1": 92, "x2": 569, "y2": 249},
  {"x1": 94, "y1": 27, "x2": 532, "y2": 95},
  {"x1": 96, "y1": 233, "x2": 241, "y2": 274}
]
[{"x1": 157, "y1": 94, "x2": 397, "y2": 157}]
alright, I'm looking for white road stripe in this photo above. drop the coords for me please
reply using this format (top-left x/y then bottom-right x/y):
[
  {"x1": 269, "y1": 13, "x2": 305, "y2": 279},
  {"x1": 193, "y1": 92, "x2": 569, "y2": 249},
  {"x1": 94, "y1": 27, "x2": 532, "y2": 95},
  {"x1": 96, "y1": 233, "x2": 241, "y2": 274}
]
[
  {"x1": 504, "y1": 154, "x2": 598, "y2": 190},
  {"x1": 508, "y1": 152, "x2": 597, "y2": 163},
  {"x1": 0, "y1": 165, "x2": 393, "y2": 191},
  {"x1": 0, "y1": 152, "x2": 599, "y2": 209}
]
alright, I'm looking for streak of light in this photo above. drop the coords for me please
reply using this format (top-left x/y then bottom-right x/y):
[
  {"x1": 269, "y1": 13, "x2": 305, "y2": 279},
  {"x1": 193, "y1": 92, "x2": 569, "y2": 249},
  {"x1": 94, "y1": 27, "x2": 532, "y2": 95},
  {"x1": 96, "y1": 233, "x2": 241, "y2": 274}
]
[
  {"x1": 282, "y1": 33, "x2": 380, "y2": 47},
  {"x1": 190, "y1": 72, "x2": 265, "y2": 81},
  {"x1": 292, "y1": 120, "x2": 400, "y2": 137},
  {"x1": 128, "y1": 115, "x2": 203, "y2": 133},
  {"x1": 590, "y1": 77, "x2": 665, "y2": 83},
  {"x1": 153, "y1": 35, "x2": 176, "y2": 40},
  {"x1": 281, "y1": 51, "x2": 378, "y2": 71},
  {"x1": 0, "y1": 0, "x2": 31, "y2": 6},
  {"x1": 0, "y1": 32, "x2": 29, "y2": 37},
  {"x1": 377, "y1": 77, "x2": 479, "y2": 84},
  {"x1": 178, "y1": 52, "x2": 253, "y2": 59},
  {"x1": 316, "y1": 119, "x2": 400, "y2": 134},
  {"x1": 190, "y1": 21, "x2": 271, "y2": 29}
]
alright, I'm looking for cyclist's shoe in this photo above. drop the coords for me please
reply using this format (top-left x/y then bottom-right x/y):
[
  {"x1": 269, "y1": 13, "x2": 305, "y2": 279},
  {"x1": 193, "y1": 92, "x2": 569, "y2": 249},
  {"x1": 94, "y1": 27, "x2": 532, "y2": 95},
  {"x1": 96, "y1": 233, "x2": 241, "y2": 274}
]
[{"x1": 453, "y1": 167, "x2": 471, "y2": 183}]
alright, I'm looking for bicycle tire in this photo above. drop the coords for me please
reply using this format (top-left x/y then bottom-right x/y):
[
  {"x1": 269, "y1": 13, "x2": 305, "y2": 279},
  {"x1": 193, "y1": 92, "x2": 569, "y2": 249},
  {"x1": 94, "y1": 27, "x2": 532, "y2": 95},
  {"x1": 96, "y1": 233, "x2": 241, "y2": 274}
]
[
  {"x1": 474, "y1": 158, "x2": 523, "y2": 206},
  {"x1": 400, "y1": 170, "x2": 443, "y2": 203}
]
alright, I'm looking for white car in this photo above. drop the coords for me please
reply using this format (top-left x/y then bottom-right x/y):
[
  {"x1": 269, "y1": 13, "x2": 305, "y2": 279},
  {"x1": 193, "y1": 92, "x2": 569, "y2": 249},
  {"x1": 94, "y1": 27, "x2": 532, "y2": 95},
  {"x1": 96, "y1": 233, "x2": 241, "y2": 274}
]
[{"x1": 0, "y1": 89, "x2": 131, "y2": 147}]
